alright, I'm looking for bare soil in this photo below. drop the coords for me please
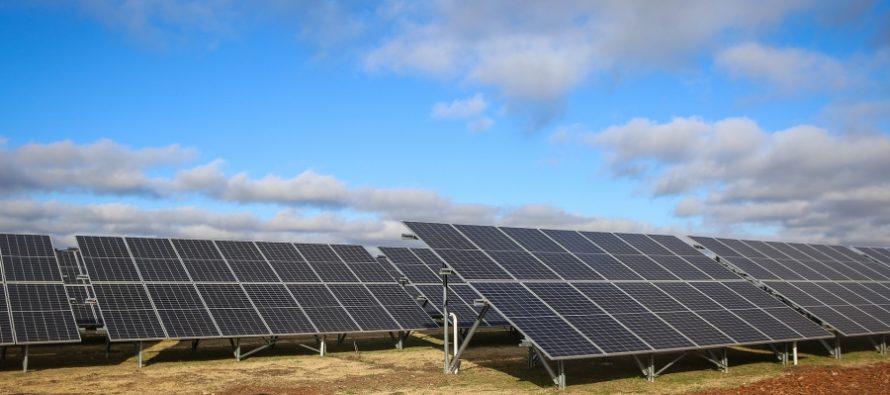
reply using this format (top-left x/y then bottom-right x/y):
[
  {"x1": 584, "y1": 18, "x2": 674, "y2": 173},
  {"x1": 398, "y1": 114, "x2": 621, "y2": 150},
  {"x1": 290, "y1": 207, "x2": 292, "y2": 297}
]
[{"x1": 0, "y1": 330, "x2": 888, "y2": 394}]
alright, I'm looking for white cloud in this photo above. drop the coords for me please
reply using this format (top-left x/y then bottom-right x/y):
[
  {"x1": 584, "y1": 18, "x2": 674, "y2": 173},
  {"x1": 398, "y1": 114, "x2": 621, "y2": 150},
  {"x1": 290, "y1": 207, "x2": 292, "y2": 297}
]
[
  {"x1": 431, "y1": 93, "x2": 488, "y2": 119},
  {"x1": 365, "y1": 1, "x2": 805, "y2": 105},
  {"x1": 0, "y1": 138, "x2": 655, "y2": 245},
  {"x1": 468, "y1": 117, "x2": 494, "y2": 133},
  {"x1": 584, "y1": 116, "x2": 890, "y2": 244},
  {"x1": 716, "y1": 42, "x2": 850, "y2": 92}
]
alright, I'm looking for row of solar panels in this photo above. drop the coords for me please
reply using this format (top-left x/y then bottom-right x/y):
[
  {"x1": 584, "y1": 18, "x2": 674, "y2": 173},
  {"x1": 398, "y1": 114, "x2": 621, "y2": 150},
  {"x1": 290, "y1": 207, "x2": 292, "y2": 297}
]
[
  {"x1": 4, "y1": 228, "x2": 890, "y2": 363},
  {"x1": 403, "y1": 222, "x2": 890, "y2": 360}
]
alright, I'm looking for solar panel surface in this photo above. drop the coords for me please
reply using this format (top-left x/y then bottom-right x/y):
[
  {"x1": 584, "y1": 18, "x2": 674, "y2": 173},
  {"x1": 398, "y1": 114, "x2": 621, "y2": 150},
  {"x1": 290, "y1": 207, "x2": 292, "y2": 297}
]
[
  {"x1": 692, "y1": 237, "x2": 890, "y2": 337},
  {"x1": 77, "y1": 236, "x2": 437, "y2": 342},
  {"x1": 379, "y1": 246, "x2": 509, "y2": 327},
  {"x1": 0, "y1": 234, "x2": 81, "y2": 345},
  {"x1": 404, "y1": 223, "x2": 832, "y2": 360}
]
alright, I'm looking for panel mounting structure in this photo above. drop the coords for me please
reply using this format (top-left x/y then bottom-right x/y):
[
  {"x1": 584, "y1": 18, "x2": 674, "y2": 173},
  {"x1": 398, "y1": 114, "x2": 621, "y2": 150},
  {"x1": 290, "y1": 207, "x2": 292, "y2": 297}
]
[{"x1": 379, "y1": 247, "x2": 508, "y2": 327}]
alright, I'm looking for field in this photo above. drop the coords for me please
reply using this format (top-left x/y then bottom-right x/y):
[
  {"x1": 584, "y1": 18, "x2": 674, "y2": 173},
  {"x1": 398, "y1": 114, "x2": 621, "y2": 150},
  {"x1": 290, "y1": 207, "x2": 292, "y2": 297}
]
[{"x1": 1, "y1": 329, "x2": 888, "y2": 394}]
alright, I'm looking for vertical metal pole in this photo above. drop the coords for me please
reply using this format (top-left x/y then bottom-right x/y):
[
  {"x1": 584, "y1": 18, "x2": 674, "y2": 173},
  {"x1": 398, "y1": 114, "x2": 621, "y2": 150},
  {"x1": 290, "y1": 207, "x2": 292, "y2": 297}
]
[
  {"x1": 881, "y1": 335, "x2": 887, "y2": 356},
  {"x1": 834, "y1": 333, "x2": 842, "y2": 360},
  {"x1": 396, "y1": 331, "x2": 404, "y2": 350},
  {"x1": 22, "y1": 345, "x2": 28, "y2": 372},
  {"x1": 792, "y1": 342, "x2": 798, "y2": 366},
  {"x1": 647, "y1": 354, "x2": 655, "y2": 382},
  {"x1": 442, "y1": 268, "x2": 450, "y2": 373},
  {"x1": 105, "y1": 338, "x2": 111, "y2": 359},
  {"x1": 235, "y1": 338, "x2": 241, "y2": 361},
  {"x1": 557, "y1": 360, "x2": 566, "y2": 390},
  {"x1": 320, "y1": 335, "x2": 327, "y2": 356},
  {"x1": 723, "y1": 348, "x2": 729, "y2": 373},
  {"x1": 137, "y1": 342, "x2": 143, "y2": 368}
]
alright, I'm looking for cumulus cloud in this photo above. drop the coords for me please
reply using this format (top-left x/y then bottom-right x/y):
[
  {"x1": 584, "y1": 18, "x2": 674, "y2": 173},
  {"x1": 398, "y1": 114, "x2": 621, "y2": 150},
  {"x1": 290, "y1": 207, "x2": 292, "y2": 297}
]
[
  {"x1": 716, "y1": 42, "x2": 851, "y2": 93},
  {"x1": 584, "y1": 116, "x2": 890, "y2": 244},
  {"x1": 431, "y1": 94, "x2": 488, "y2": 119},
  {"x1": 0, "y1": 138, "x2": 650, "y2": 245},
  {"x1": 365, "y1": 1, "x2": 806, "y2": 128},
  {"x1": 0, "y1": 139, "x2": 195, "y2": 196}
]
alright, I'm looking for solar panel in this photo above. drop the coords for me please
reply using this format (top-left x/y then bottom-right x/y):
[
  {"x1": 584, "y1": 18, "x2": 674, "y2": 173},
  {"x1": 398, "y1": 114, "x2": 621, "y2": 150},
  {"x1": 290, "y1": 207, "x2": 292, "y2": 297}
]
[
  {"x1": 379, "y1": 246, "x2": 509, "y2": 327},
  {"x1": 55, "y1": 250, "x2": 102, "y2": 327},
  {"x1": 404, "y1": 223, "x2": 832, "y2": 361},
  {"x1": 0, "y1": 234, "x2": 81, "y2": 345},
  {"x1": 692, "y1": 236, "x2": 890, "y2": 337},
  {"x1": 77, "y1": 235, "x2": 436, "y2": 342}
]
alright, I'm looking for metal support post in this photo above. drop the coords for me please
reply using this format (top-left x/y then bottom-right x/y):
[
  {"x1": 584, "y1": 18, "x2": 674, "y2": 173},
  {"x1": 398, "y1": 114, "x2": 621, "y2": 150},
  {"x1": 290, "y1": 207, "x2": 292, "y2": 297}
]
[
  {"x1": 337, "y1": 333, "x2": 347, "y2": 346},
  {"x1": 792, "y1": 342, "x2": 798, "y2": 365},
  {"x1": 722, "y1": 348, "x2": 729, "y2": 373},
  {"x1": 633, "y1": 354, "x2": 656, "y2": 381},
  {"x1": 105, "y1": 338, "x2": 112, "y2": 358},
  {"x1": 395, "y1": 331, "x2": 405, "y2": 350},
  {"x1": 22, "y1": 345, "x2": 28, "y2": 372},
  {"x1": 191, "y1": 339, "x2": 200, "y2": 351},
  {"x1": 233, "y1": 338, "x2": 241, "y2": 361},
  {"x1": 442, "y1": 269, "x2": 450, "y2": 374},
  {"x1": 527, "y1": 346, "x2": 536, "y2": 368},
  {"x1": 647, "y1": 354, "x2": 655, "y2": 382},
  {"x1": 137, "y1": 342, "x2": 143, "y2": 368},
  {"x1": 320, "y1": 335, "x2": 327, "y2": 356},
  {"x1": 447, "y1": 304, "x2": 490, "y2": 374},
  {"x1": 234, "y1": 337, "x2": 278, "y2": 361},
  {"x1": 834, "y1": 333, "x2": 841, "y2": 360},
  {"x1": 881, "y1": 335, "x2": 887, "y2": 356},
  {"x1": 535, "y1": 347, "x2": 564, "y2": 389}
]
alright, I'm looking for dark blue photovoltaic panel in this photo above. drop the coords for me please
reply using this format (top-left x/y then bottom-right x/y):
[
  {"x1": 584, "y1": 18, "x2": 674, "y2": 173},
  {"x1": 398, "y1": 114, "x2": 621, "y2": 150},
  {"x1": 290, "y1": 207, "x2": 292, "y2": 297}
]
[
  {"x1": 485, "y1": 250, "x2": 560, "y2": 280},
  {"x1": 454, "y1": 224, "x2": 521, "y2": 251},
  {"x1": 1, "y1": 235, "x2": 81, "y2": 345},
  {"x1": 435, "y1": 249, "x2": 512, "y2": 280},
  {"x1": 404, "y1": 222, "x2": 477, "y2": 250},
  {"x1": 580, "y1": 232, "x2": 639, "y2": 255},
  {"x1": 540, "y1": 229, "x2": 604, "y2": 254},
  {"x1": 574, "y1": 254, "x2": 641, "y2": 280},
  {"x1": 500, "y1": 227, "x2": 565, "y2": 252},
  {"x1": 406, "y1": 222, "x2": 832, "y2": 360},
  {"x1": 532, "y1": 252, "x2": 603, "y2": 280}
]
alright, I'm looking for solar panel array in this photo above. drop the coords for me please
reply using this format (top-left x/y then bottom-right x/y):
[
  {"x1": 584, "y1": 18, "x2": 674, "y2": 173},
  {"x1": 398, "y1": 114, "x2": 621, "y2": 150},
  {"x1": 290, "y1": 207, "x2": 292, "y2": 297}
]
[
  {"x1": 404, "y1": 223, "x2": 831, "y2": 360},
  {"x1": 0, "y1": 234, "x2": 81, "y2": 345},
  {"x1": 56, "y1": 249, "x2": 103, "y2": 327},
  {"x1": 856, "y1": 247, "x2": 890, "y2": 269},
  {"x1": 379, "y1": 247, "x2": 509, "y2": 327},
  {"x1": 76, "y1": 236, "x2": 437, "y2": 342},
  {"x1": 691, "y1": 237, "x2": 890, "y2": 337}
]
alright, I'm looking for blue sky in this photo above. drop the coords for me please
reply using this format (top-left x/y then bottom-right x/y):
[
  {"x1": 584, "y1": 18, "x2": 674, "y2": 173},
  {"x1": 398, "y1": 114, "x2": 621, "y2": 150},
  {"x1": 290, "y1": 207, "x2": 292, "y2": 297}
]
[{"x1": 1, "y1": 1, "x2": 889, "y2": 246}]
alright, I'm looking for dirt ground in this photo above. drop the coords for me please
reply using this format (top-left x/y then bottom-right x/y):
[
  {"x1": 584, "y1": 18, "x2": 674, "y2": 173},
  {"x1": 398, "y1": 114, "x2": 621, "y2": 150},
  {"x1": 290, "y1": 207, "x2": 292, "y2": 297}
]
[{"x1": 0, "y1": 330, "x2": 888, "y2": 394}]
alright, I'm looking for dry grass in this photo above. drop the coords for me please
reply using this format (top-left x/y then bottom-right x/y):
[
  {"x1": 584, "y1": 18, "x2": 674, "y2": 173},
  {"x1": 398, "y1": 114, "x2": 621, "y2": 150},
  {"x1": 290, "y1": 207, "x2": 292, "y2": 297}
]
[{"x1": 0, "y1": 330, "x2": 887, "y2": 394}]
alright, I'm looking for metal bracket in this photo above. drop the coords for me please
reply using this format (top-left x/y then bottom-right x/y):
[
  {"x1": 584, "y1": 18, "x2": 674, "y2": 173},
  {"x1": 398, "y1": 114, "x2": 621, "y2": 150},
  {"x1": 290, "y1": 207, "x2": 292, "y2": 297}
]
[
  {"x1": 867, "y1": 335, "x2": 887, "y2": 356},
  {"x1": 446, "y1": 304, "x2": 490, "y2": 374},
  {"x1": 136, "y1": 341, "x2": 143, "y2": 368},
  {"x1": 233, "y1": 337, "x2": 278, "y2": 362},
  {"x1": 695, "y1": 349, "x2": 729, "y2": 372},
  {"x1": 533, "y1": 347, "x2": 566, "y2": 389},
  {"x1": 818, "y1": 334, "x2": 842, "y2": 359}
]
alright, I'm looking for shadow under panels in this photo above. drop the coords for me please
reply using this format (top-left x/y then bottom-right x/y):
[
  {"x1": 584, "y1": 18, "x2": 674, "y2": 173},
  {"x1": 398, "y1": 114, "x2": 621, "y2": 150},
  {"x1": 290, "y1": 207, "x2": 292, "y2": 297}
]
[{"x1": 403, "y1": 223, "x2": 832, "y2": 360}]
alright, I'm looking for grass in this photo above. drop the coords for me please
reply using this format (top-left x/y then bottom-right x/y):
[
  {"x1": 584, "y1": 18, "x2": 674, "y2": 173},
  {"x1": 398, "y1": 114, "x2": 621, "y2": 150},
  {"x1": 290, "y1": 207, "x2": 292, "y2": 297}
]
[{"x1": 0, "y1": 329, "x2": 886, "y2": 394}]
